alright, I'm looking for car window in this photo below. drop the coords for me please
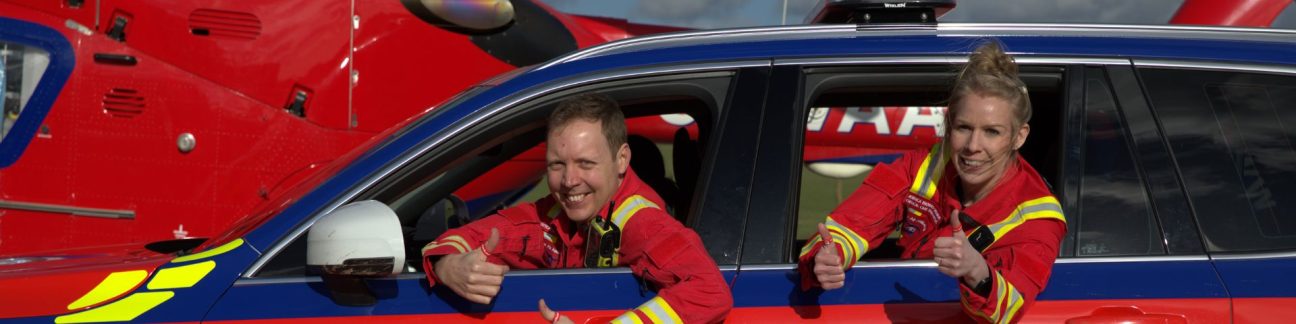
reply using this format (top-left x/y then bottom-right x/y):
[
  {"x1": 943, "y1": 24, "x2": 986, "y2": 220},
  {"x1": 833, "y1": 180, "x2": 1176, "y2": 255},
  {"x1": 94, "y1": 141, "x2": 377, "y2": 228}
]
[
  {"x1": 1074, "y1": 68, "x2": 1163, "y2": 256},
  {"x1": 254, "y1": 74, "x2": 729, "y2": 277},
  {"x1": 792, "y1": 65, "x2": 1065, "y2": 260},
  {"x1": 1141, "y1": 68, "x2": 1296, "y2": 253},
  {"x1": 1, "y1": 42, "x2": 49, "y2": 142}
]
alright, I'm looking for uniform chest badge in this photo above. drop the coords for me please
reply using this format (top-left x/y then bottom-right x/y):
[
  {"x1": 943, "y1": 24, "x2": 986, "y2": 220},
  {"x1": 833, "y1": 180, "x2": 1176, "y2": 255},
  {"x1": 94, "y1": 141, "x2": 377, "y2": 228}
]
[{"x1": 902, "y1": 192, "x2": 944, "y2": 236}]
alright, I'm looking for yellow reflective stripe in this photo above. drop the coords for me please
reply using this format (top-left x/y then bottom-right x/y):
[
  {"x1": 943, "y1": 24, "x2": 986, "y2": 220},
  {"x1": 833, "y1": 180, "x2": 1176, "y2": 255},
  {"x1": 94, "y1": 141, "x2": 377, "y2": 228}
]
[
  {"x1": 995, "y1": 272, "x2": 1026, "y2": 324},
  {"x1": 612, "y1": 195, "x2": 660, "y2": 229},
  {"x1": 611, "y1": 310, "x2": 645, "y2": 324},
  {"x1": 909, "y1": 143, "x2": 945, "y2": 199},
  {"x1": 990, "y1": 272, "x2": 1010, "y2": 322},
  {"x1": 984, "y1": 196, "x2": 1065, "y2": 250},
  {"x1": 442, "y1": 235, "x2": 472, "y2": 252},
  {"x1": 825, "y1": 216, "x2": 869, "y2": 267},
  {"x1": 67, "y1": 270, "x2": 148, "y2": 310},
  {"x1": 423, "y1": 234, "x2": 471, "y2": 254},
  {"x1": 171, "y1": 238, "x2": 243, "y2": 263},
  {"x1": 55, "y1": 291, "x2": 174, "y2": 323},
  {"x1": 421, "y1": 241, "x2": 466, "y2": 254},
  {"x1": 961, "y1": 292, "x2": 994, "y2": 324},
  {"x1": 634, "y1": 296, "x2": 681, "y2": 324},
  {"x1": 799, "y1": 235, "x2": 823, "y2": 259},
  {"x1": 146, "y1": 260, "x2": 215, "y2": 290}
]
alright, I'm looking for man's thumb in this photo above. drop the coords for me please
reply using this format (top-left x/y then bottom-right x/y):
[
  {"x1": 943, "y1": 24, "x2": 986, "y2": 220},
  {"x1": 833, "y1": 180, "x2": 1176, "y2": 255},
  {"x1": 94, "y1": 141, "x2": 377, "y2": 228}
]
[
  {"x1": 483, "y1": 227, "x2": 501, "y2": 253},
  {"x1": 538, "y1": 299, "x2": 556, "y2": 321},
  {"x1": 817, "y1": 223, "x2": 836, "y2": 247}
]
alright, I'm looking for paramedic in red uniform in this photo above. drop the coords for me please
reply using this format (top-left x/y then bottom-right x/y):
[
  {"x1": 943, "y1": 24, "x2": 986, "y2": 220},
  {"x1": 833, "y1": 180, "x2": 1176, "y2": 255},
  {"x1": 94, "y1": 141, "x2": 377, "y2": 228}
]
[
  {"x1": 798, "y1": 41, "x2": 1067, "y2": 324},
  {"x1": 422, "y1": 93, "x2": 732, "y2": 323}
]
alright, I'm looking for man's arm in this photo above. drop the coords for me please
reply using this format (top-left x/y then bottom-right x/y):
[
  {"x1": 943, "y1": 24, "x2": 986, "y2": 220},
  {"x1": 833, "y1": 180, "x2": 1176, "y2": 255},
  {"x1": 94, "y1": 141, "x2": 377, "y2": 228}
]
[
  {"x1": 615, "y1": 211, "x2": 732, "y2": 323},
  {"x1": 421, "y1": 213, "x2": 515, "y2": 304}
]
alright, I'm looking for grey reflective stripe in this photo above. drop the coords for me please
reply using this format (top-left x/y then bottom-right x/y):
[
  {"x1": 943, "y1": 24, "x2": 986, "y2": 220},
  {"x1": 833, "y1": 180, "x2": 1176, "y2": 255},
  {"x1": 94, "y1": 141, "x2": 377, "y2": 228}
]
[
  {"x1": 916, "y1": 142, "x2": 946, "y2": 197},
  {"x1": 999, "y1": 278, "x2": 1024, "y2": 324},
  {"x1": 611, "y1": 196, "x2": 658, "y2": 229},
  {"x1": 985, "y1": 200, "x2": 1064, "y2": 237},
  {"x1": 644, "y1": 300, "x2": 681, "y2": 324}
]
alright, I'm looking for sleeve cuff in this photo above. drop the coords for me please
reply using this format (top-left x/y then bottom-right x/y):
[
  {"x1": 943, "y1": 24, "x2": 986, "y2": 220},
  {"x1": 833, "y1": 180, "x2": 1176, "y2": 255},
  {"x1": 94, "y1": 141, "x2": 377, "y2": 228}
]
[{"x1": 612, "y1": 296, "x2": 680, "y2": 324}]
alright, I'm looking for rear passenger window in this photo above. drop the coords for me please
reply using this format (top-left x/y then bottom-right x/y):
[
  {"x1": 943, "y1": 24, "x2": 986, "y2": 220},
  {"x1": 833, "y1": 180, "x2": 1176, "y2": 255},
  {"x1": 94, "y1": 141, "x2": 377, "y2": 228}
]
[
  {"x1": 1074, "y1": 68, "x2": 1163, "y2": 256},
  {"x1": 1141, "y1": 68, "x2": 1296, "y2": 253},
  {"x1": 792, "y1": 66, "x2": 1065, "y2": 259}
]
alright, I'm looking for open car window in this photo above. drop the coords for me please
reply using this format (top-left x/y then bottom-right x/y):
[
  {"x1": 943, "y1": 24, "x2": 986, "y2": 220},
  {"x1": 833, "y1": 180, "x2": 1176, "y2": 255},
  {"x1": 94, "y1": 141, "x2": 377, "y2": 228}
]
[
  {"x1": 254, "y1": 73, "x2": 730, "y2": 277},
  {"x1": 790, "y1": 65, "x2": 1068, "y2": 261}
]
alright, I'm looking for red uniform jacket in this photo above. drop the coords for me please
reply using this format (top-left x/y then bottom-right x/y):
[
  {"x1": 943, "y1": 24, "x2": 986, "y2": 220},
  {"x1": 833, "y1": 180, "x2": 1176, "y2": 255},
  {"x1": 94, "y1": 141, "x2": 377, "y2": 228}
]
[
  {"x1": 423, "y1": 169, "x2": 732, "y2": 323},
  {"x1": 798, "y1": 143, "x2": 1066, "y2": 324}
]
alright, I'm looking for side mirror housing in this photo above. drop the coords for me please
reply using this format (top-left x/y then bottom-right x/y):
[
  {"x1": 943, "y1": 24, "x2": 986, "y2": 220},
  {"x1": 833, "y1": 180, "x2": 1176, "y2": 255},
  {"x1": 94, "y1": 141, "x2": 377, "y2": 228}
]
[{"x1": 307, "y1": 200, "x2": 405, "y2": 277}]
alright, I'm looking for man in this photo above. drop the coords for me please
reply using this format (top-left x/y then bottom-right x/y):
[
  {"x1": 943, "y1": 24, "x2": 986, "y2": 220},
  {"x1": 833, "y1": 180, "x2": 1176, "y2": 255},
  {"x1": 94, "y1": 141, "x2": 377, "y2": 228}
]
[{"x1": 422, "y1": 93, "x2": 732, "y2": 323}]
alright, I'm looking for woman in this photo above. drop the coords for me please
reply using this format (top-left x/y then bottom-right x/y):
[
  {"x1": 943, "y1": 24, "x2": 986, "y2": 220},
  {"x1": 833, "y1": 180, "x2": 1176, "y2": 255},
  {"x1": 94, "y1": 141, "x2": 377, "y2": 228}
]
[{"x1": 797, "y1": 41, "x2": 1066, "y2": 324}]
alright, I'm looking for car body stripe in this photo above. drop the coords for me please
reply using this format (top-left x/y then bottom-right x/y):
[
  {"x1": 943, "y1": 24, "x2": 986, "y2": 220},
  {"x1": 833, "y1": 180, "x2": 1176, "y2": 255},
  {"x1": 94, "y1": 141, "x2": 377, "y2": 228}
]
[
  {"x1": 54, "y1": 291, "x2": 174, "y2": 323},
  {"x1": 172, "y1": 238, "x2": 244, "y2": 263},
  {"x1": 66, "y1": 270, "x2": 148, "y2": 310},
  {"x1": 147, "y1": 261, "x2": 216, "y2": 290}
]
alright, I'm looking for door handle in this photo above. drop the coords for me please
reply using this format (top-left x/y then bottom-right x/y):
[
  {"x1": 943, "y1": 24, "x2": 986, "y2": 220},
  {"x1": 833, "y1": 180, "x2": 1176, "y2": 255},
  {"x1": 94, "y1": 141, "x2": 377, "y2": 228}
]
[{"x1": 1066, "y1": 306, "x2": 1187, "y2": 324}]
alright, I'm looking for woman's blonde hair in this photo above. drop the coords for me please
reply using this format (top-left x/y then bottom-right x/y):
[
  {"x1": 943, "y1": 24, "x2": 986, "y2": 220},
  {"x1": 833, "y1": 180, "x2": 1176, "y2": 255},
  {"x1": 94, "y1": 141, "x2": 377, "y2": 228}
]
[{"x1": 949, "y1": 41, "x2": 1032, "y2": 130}]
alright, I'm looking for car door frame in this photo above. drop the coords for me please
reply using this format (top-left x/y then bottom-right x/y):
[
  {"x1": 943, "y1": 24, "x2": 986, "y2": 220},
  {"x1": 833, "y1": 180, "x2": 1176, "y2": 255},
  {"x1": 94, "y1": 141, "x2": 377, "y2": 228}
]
[
  {"x1": 200, "y1": 61, "x2": 773, "y2": 322},
  {"x1": 724, "y1": 55, "x2": 1231, "y2": 322}
]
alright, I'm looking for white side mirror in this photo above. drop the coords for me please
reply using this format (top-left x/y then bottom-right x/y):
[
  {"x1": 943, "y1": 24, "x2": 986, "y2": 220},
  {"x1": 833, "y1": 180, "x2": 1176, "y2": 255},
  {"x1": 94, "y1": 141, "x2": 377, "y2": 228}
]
[{"x1": 307, "y1": 200, "x2": 405, "y2": 276}]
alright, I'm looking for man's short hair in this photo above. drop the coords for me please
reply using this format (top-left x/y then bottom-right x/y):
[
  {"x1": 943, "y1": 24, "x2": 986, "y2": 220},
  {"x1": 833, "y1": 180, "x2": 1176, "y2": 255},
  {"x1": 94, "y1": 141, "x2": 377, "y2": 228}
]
[{"x1": 548, "y1": 93, "x2": 627, "y2": 155}]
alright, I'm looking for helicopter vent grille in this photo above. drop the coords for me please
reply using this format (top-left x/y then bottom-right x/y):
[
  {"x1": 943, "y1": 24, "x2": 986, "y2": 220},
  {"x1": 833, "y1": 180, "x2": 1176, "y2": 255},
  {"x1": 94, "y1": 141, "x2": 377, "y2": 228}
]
[
  {"x1": 103, "y1": 88, "x2": 144, "y2": 118},
  {"x1": 189, "y1": 9, "x2": 261, "y2": 40}
]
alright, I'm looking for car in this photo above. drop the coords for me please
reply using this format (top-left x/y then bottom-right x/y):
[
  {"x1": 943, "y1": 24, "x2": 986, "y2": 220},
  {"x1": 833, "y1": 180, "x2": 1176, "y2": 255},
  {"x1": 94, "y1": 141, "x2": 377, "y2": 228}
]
[{"x1": 4, "y1": 2, "x2": 1296, "y2": 322}]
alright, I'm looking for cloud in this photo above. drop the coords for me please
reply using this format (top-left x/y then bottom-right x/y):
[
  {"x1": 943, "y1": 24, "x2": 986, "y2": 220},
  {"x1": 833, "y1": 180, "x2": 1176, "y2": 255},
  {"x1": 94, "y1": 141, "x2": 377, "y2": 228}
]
[{"x1": 632, "y1": 0, "x2": 756, "y2": 28}]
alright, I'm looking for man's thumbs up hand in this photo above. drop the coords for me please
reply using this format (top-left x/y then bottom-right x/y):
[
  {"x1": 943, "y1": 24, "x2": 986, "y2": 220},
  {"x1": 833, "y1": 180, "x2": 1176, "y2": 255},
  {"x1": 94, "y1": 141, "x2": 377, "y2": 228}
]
[
  {"x1": 813, "y1": 223, "x2": 846, "y2": 290},
  {"x1": 434, "y1": 228, "x2": 511, "y2": 304}
]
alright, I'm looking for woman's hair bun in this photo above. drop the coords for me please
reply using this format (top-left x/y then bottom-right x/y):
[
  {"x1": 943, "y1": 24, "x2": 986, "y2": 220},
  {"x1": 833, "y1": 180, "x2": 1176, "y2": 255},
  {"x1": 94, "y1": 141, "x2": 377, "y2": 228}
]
[{"x1": 963, "y1": 41, "x2": 1017, "y2": 81}]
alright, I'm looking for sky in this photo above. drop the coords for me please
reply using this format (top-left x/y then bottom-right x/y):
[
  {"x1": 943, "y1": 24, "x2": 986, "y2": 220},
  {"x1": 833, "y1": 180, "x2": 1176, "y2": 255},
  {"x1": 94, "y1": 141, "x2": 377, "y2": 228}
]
[{"x1": 541, "y1": 0, "x2": 1296, "y2": 29}]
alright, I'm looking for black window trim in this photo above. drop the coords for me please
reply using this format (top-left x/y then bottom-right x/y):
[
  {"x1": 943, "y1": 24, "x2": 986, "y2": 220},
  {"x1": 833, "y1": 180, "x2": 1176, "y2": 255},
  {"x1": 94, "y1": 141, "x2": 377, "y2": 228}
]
[{"x1": 1108, "y1": 64, "x2": 1206, "y2": 256}]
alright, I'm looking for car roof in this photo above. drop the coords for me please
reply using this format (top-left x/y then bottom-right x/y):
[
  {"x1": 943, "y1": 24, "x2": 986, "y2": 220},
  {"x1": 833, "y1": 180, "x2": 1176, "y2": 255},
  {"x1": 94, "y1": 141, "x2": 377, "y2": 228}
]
[{"x1": 534, "y1": 23, "x2": 1296, "y2": 73}]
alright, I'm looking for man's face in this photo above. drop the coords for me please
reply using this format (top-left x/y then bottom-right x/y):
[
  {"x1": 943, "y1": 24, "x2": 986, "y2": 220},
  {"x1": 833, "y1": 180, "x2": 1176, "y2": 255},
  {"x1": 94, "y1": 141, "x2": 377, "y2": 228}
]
[
  {"x1": 546, "y1": 119, "x2": 630, "y2": 223},
  {"x1": 947, "y1": 92, "x2": 1029, "y2": 196}
]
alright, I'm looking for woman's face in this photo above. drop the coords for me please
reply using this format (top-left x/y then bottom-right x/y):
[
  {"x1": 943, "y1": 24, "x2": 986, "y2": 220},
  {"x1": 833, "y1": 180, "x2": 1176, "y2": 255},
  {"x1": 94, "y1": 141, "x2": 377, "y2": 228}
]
[{"x1": 947, "y1": 92, "x2": 1029, "y2": 197}]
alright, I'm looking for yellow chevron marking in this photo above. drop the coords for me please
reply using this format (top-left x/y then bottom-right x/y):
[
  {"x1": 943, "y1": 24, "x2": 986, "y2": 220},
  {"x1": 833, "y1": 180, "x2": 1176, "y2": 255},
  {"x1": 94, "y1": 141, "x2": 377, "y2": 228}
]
[
  {"x1": 147, "y1": 260, "x2": 216, "y2": 290},
  {"x1": 66, "y1": 270, "x2": 148, "y2": 310},
  {"x1": 55, "y1": 291, "x2": 174, "y2": 323}
]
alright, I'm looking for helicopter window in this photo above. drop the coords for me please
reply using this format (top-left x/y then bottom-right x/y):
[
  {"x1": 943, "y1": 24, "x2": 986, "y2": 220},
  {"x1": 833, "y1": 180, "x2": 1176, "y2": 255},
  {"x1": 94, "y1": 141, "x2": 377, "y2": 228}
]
[{"x1": 1, "y1": 42, "x2": 49, "y2": 142}]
